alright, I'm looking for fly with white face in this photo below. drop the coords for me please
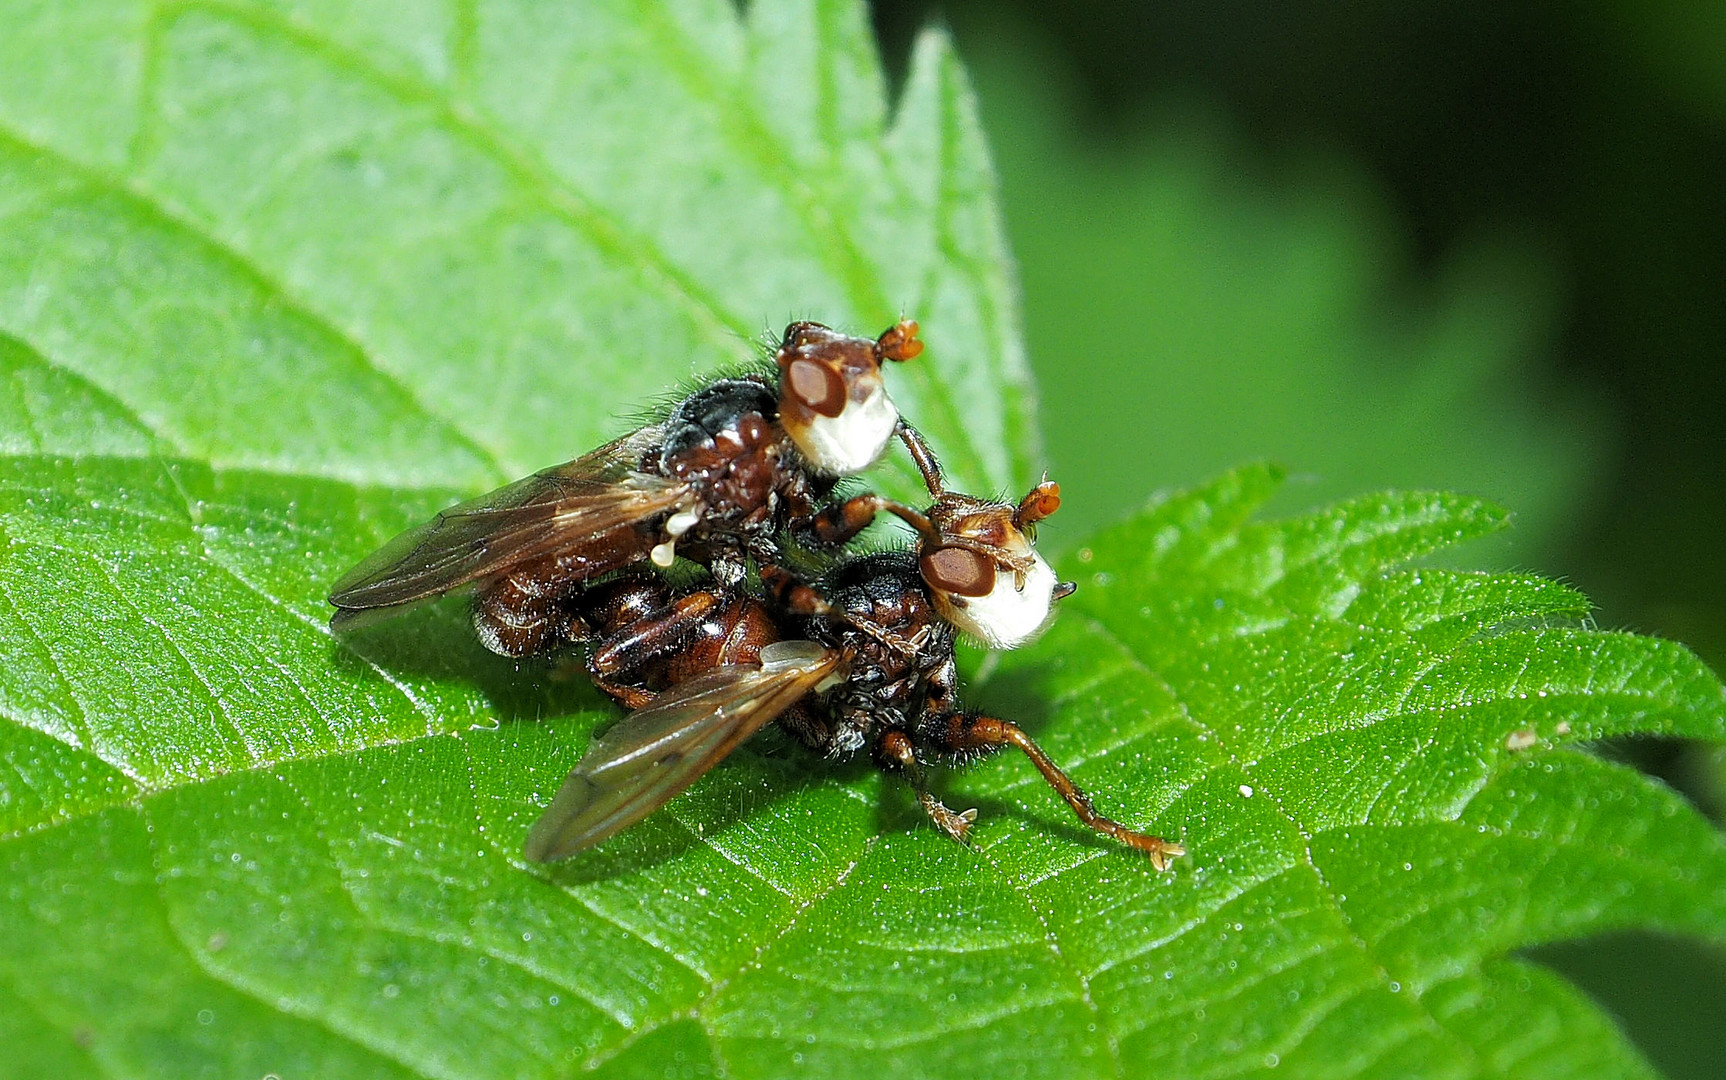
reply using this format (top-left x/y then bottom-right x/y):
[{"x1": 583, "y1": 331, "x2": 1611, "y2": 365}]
[
  {"x1": 785, "y1": 376, "x2": 900, "y2": 476},
  {"x1": 327, "y1": 319, "x2": 927, "y2": 658},
  {"x1": 857, "y1": 424, "x2": 1077, "y2": 651},
  {"x1": 934, "y1": 539, "x2": 1062, "y2": 650},
  {"x1": 519, "y1": 496, "x2": 1182, "y2": 869}
]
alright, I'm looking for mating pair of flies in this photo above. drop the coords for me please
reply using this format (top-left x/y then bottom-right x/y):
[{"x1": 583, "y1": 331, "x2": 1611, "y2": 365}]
[{"x1": 329, "y1": 320, "x2": 1184, "y2": 869}]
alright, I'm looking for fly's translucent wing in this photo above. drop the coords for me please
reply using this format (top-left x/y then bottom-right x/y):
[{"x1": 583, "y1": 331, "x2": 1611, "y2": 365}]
[
  {"x1": 523, "y1": 642, "x2": 845, "y2": 861},
  {"x1": 328, "y1": 428, "x2": 682, "y2": 617}
]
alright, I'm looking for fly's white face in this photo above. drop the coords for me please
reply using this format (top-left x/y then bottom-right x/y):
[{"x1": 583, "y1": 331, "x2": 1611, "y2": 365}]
[
  {"x1": 776, "y1": 319, "x2": 920, "y2": 476},
  {"x1": 791, "y1": 381, "x2": 898, "y2": 476},
  {"x1": 940, "y1": 548, "x2": 1060, "y2": 650}
]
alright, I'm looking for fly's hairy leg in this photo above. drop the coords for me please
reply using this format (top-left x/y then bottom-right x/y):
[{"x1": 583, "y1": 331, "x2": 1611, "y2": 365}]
[
  {"x1": 759, "y1": 563, "x2": 832, "y2": 616},
  {"x1": 773, "y1": 701, "x2": 836, "y2": 755},
  {"x1": 920, "y1": 712, "x2": 1185, "y2": 869},
  {"x1": 876, "y1": 729, "x2": 977, "y2": 842},
  {"x1": 895, "y1": 422, "x2": 945, "y2": 496},
  {"x1": 807, "y1": 494, "x2": 886, "y2": 547}
]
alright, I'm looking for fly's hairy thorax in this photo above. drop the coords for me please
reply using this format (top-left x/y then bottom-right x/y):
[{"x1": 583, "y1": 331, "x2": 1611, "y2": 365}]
[
  {"x1": 802, "y1": 552, "x2": 956, "y2": 741},
  {"x1": 646, "y1": 378, "x2": 820, "y2": 548}
]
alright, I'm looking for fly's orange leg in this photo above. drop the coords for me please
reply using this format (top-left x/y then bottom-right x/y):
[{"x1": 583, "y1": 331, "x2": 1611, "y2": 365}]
[
  {"x1": 924, "y1": 713, "x2": 1185, "y2": 869},
  {"x1": 876, "y1": 729, "x2": 978, "y2": 843}
]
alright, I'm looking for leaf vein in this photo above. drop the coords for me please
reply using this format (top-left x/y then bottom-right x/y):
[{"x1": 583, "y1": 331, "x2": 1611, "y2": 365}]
[
  {"x1": 970, "y1": 835, "x2": 1125, "y2": 1077},
  {"x1": 0, "y1": 573, "x2": 100, "y2": 758},
  {"x1": 142, "y1": 800, "x2": 449, "y2": 1079},
  {"x1": 182, "y1": 0, "x2": 754, "y2": 352},
  {"x1": 271, "y1": 767, "x2": 637, "y2": 1036},
  {"x1": 0, "y1": 122, "x2": 509, "y2": 485}
]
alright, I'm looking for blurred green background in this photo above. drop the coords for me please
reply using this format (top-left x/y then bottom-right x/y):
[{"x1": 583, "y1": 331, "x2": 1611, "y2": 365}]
[{"x1": 869, "y1": 2, "x2": 1726, "y2": 1076}]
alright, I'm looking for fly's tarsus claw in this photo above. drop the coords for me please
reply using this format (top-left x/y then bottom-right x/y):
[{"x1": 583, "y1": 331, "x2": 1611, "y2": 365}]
[
  {"x1": 926, "y1": 800, "x2": 979, "y2": 843},
  {"x1": 1142, "y1": 837, "x2": 1185, "y2": 872}
]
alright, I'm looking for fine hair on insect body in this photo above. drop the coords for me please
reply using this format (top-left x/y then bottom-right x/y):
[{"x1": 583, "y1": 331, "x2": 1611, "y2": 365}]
[
  {"x1": 522, "y1": 459, "x2": 1184, "y2": 868},
  {"x1": 327, "y1": 320, "x2": 925, "y2": 656},
  {"x1": 325, "y1": 316, "x2": 1183, "y2": 869}
]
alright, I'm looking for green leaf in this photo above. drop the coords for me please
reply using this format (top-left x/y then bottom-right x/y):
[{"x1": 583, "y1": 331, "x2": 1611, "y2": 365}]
[
  {"x1": 2, "y1": 4, "x2": 1725, "y2": 1080},
  {"x1": 0, "y1": 0, "x2": 1031, "y2": 499}
]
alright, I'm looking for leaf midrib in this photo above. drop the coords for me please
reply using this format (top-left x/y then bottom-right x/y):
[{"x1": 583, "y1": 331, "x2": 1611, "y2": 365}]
[
  {"x1": 156, "y1": 0, "x2": 998, "y2": 485},
  {"x1": 8, "y1": 0, "x2": 1031, "y2": 507},
  {"x1": 0, "y1": 122, "x2": 510, "y2": 486}
]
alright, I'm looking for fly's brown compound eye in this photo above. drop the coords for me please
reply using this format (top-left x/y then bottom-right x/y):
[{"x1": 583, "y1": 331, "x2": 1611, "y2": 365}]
[
  {"x1": 786, "y1": 359, "x2": 848, "y2": 418},
  {"x1": 920, "y1": 546, "x2": 996, "y2": 598}
]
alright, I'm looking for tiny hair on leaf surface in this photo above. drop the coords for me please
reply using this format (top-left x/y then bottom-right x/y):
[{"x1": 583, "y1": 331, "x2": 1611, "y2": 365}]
[{"x1": 1, "y1": 2, "x2": 1724, "y2": 1079}]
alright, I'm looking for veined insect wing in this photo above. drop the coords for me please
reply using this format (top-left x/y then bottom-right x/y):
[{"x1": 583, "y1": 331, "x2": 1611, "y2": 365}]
[
  {"x1": 327, "y1": 428, "x2": 678, "y2": 619},
  {"x1": 523, "y1": 644, "x2": 846, "y2": 861}
]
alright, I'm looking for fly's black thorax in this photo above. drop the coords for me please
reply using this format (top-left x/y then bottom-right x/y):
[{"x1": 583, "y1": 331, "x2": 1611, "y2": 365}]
[
  {"x1": 803, "y1": 551, "x2": 955, "y2": 718},
  {"x1": 646, "y1": 378, "x2": 813, "y2": 544},
  {"x1": 659, "y1": 378, "x2": 778, "y2": 461}
]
